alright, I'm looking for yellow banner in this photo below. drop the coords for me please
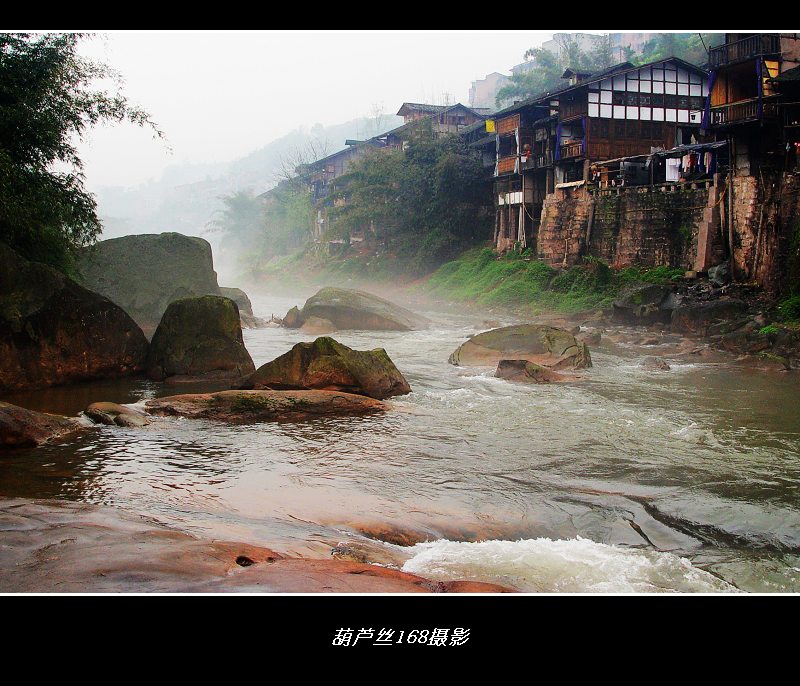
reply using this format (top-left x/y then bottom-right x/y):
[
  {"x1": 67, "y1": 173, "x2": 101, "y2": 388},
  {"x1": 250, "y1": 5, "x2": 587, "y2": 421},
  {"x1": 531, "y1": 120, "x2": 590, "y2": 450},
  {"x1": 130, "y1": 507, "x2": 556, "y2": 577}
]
[{"x1": 485, "y1": 119, "x2": 496, "y2": 133}]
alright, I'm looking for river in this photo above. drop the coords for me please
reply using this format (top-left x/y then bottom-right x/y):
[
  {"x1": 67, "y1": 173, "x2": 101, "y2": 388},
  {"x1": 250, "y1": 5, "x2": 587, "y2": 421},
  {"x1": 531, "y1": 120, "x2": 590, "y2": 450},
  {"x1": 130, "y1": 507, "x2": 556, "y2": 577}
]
[{"x1": 1, "y1": 289, "x2": 799, "y2": 592}]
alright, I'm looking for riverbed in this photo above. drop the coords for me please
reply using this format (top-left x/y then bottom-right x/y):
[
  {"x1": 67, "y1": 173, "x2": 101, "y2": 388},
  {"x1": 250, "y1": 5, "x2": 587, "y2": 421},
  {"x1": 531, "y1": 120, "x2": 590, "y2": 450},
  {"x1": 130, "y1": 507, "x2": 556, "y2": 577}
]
[{"x1": 1, "y1": 289, "x2": 798, "y2": 592}]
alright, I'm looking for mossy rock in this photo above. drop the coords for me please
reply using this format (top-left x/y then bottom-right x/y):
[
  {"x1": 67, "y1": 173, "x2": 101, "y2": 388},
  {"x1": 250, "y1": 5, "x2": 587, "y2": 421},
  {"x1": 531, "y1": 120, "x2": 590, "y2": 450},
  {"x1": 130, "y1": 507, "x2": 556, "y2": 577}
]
[
  {"x1": 449, "y1": 324, "x2": 592, "y2": 370},
  {"x1": 146, "y1": 295, "x2": 255, "y2": 382},
  {"x1": 76, "y1": 233, "x2": 221, "y2": 337},
  {"x1": 219, "y1": 287, "x2": 253, "y2": 316},
  {"x1": 612, "y1": 283, "x2": 673, "y2": 324},
  {"x1": 299, "y1": 287, "x2": 430, "y2": 331},
  {"x1": 0, "y1": 242, "x2": 149, "y2": 393},
  {"x1": 240, "y1": 336, "x2": 411, "y2": 399},
  {"x1": 282, "y1": 306, "x2": 302, "y2": 328}
]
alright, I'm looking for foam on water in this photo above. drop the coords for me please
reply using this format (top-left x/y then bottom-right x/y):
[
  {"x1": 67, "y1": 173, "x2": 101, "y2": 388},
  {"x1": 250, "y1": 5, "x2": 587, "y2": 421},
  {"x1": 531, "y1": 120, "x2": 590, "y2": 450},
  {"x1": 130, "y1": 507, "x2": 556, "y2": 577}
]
[{"x1": 402, "y1": 537, "x2": 737, "y2": 593}]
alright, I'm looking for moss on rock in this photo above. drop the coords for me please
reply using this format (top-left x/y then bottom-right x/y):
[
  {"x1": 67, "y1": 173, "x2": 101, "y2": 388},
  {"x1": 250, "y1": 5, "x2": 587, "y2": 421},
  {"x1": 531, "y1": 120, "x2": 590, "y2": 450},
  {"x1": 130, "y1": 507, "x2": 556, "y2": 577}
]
[
  {"x1": 146, "y1": 295, "x2": 255, "y2": 382},
  {"x1": 240, "y1": 336, "x2": 411, "y2": 399}
]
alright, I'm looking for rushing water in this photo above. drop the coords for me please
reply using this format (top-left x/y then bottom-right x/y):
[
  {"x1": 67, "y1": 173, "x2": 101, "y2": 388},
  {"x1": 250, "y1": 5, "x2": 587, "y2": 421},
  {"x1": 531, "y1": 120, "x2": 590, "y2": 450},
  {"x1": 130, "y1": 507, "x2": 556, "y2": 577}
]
[{"x1": 1, "y1": 289, "x2": 799, "y2": 592}]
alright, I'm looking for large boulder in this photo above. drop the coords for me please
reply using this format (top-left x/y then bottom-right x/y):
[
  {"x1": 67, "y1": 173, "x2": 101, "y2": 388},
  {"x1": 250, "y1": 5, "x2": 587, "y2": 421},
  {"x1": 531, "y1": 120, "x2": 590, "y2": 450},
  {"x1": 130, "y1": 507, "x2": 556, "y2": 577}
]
[
  {"x1": 240, "y1": 337, "x2": 411, "y2": 400},
  {"x1": 0, "y1": 402, "x2": 83, "y2": 448},
  {"x1": 145, "y1": 296, "x2": 255, "y2": 382},
  {"x1": 612, "y1": 283, "x2": 675, "y2": 324},
  {"x1": 293, "y1": 287, "x2": 430, "y2": 331},
  {"x1": 76, "y1": 233, "x2": 221, "y2": 337},
  {"x1": 219, "y1": 286, "x2": 269, "y2": 329},
  {"x1": 449, "y1": 325, "x2": 591, "y2": 370},
  {"x1": 145, "y1": 389, "x2": 386, "y2": 423},
  {"x1": 219, "y1": 287, "x2": 253, "y2": 316},
  {"x1": 0, "y1": 242, "x2": 149, "y2": 393},
  {"x1": 671, "y1": 299, "x2": 747, "y2": 336}
]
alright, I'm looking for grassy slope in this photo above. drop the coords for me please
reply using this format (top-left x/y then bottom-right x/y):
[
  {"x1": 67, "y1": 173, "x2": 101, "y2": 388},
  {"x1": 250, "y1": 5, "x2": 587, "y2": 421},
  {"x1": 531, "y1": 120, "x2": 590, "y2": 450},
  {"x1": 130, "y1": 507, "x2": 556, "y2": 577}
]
[{"x1": 423, "y1": 247, "x2": 684, "y2": 317}]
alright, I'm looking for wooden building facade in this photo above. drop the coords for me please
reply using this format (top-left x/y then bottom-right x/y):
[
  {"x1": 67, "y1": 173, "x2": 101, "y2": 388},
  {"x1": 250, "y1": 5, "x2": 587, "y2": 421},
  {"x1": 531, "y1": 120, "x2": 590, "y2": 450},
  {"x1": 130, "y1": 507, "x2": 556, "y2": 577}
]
[{"x1": 490, "y1": 58, "x2": 710, "y2": 253}]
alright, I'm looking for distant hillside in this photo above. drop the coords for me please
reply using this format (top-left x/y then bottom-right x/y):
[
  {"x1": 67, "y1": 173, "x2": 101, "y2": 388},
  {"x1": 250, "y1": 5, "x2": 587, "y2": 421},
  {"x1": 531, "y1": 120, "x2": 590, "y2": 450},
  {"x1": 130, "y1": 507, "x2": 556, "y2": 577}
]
[{"x1": 94, "y1": 114, "x2": 404, "y2": 245}]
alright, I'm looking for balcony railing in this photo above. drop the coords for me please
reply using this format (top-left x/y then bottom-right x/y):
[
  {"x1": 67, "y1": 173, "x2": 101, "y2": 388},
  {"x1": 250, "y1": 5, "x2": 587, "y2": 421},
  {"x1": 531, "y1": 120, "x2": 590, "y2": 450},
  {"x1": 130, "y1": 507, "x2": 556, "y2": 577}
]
[
  {"x1": 559, "y1": 142, "x2": 584, "y2": 160},
  {"x1": 709, "y1": 34, "x2": 781, "y2": 68},
  {"x1": 710, "y1": 97, "x2": 780, "y2": 126},
  {"x1": 496, "y1": 155, "x2": 518, "y2": 175}
]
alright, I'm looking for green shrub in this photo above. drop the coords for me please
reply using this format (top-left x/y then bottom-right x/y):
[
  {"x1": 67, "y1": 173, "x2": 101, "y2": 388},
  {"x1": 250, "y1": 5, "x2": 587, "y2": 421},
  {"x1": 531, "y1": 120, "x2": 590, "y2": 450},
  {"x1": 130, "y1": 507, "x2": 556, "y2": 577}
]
[{"x1": 777, "y1": 295, "x2": 800, "y2": 322}]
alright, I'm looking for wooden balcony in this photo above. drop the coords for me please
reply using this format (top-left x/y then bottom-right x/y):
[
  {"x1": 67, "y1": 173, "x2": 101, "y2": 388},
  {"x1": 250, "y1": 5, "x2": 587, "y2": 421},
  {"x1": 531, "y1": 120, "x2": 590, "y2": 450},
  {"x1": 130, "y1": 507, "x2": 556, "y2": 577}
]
[
  {"x1": 709, "y1": 34, "x2": 781, "y2": 68},
  {"x1": 496, "y1": 155, "x2": 518, "y2": 176},
  {"x1": 710, "y1": 97, "x2": 780, "y2": 126},
  {"x1": 559, "y1": 142, "x2": 584, "y2": 160},
  {"x1": 497, "y1": 114, "x2": 520, "y2": 135}
]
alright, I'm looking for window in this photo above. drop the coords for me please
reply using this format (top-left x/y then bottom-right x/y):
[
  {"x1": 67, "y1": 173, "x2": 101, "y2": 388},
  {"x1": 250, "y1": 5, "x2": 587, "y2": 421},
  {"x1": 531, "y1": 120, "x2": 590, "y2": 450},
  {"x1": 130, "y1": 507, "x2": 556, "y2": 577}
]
[{"x1": 627, "y1": 93, "x2": 639, "y2": 106}]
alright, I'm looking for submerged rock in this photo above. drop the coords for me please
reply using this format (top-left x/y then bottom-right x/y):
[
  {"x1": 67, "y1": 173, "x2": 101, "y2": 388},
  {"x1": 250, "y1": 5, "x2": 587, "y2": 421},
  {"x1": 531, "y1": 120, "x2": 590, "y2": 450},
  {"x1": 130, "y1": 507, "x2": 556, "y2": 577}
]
[
  {"x1": 0, "y1": 242, "x2": 149, "y2": 393},
  {"x1": 145, "y1": 389, "x2": 386, "y2": 423},
  {"x1": 240, "y1": 337, "x2": 411, "y2": 399},
  {"x1": 449, "y1": 324, "x2": 591, "y2": 370},
  {"x1": 640, "y1": 356, "x2": 671, "y2": 371},
  {"x1": 0, "y1": 402, "x2": 83, "y2": 448},
  {"x1": 297, "y1": 287, "x2": 430, "y2": 331},
  {"x1": 146, "y1": 296, "x2": 255, "y2": 383},
  {"x1": 495, "y1": 359, "x2": 576, "y2": 383},
  {"x1": 76, "y1": 232, "x2": 222, "y2": 337}
]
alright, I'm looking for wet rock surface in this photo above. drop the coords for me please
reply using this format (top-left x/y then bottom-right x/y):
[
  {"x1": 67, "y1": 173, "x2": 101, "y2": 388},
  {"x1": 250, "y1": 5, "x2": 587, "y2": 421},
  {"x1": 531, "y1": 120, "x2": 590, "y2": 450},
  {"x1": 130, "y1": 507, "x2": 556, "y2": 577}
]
[
  {"x1": 449, "y1": 324, "x2": 591, "y2": 370},
  {"x1": 640, "y1": 356, "x2": 671, "y2": 371},
  {"x1": 144, "y1": 389, "x2": 387, "y2": 422},
  {"x1": 0, "y1": 402, "x2": 83, "y2": 448},
  {"x1": 145, "y1": 295, "x2": 255, "y2": 383},
  {"x1": 241, "y1": 337, "x2": 411, "y2": 399},
  {"x1": 83, "y1": 402, "x2": 150, "y2": 428},
  {"x1": 0, "y1": 498, "x2": 512, "y2": 593},
  {"x1": 0, "y1": 242, "x2": 148, "y2": 393},
  {"x1": 495, "y1": 359, "x2": 578, "y2": 383}
]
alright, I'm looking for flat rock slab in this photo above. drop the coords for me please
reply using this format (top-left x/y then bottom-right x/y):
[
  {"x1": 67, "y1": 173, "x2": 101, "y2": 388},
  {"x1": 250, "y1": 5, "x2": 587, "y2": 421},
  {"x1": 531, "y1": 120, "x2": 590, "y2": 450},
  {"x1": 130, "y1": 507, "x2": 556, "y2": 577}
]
[
  {"x1": 144, "y1": 389, "x2": 387, "y2": 423},
  {"x1": 0, "y1": 498, "x2": 512, "y2": 593}
]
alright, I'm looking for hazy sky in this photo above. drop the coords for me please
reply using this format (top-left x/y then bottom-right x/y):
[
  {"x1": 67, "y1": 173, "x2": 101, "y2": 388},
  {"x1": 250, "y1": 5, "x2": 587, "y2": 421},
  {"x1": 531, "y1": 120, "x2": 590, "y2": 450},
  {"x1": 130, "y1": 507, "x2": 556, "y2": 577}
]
[{"x1": 75, "y1": 30, "x2": 574, "y2": 190}]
